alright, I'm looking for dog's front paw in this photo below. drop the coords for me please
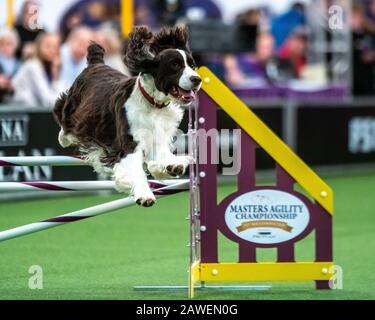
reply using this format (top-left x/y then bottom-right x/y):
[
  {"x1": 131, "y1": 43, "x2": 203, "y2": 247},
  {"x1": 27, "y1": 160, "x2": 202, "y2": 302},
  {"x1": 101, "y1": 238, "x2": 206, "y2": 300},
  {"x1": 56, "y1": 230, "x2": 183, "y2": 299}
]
[
  {"x1": 134, "y1": 187, "x2": 156, "y2": 207},
  {"x1": 136, "y1": 197, "x2": 156, "y2": 207},
  {"x1": 147, "y1": 161, "x2": 172, "y2": 180},
  {"x1": 166, "y1": 164, "x2": 185, "y2": 177},
  {"x1": 165, "y1": 155, "x2": 192, "y2": 177},
  {"x1": 147, "y1": 156, "x2": 192, "y2": 179}
]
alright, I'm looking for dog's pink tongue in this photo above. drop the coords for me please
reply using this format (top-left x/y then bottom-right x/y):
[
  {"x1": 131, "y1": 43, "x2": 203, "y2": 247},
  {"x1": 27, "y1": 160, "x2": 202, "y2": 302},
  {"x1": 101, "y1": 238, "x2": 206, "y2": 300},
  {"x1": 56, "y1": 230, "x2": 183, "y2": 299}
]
[{"x1": 178, "y1": 88, "x2": 195, "y2": 100}]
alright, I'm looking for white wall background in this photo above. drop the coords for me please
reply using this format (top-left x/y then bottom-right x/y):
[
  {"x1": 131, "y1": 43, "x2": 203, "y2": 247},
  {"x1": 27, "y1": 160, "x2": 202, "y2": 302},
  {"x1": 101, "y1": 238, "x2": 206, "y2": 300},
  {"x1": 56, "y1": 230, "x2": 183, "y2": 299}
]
[{"x1": 0, "y1": 0, "x2": 311, "y2": 31}]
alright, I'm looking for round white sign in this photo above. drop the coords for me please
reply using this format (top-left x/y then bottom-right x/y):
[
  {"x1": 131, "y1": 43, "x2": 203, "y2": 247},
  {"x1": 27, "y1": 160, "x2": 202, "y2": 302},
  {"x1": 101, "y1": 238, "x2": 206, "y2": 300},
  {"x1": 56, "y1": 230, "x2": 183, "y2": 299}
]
[{"x1": 224, "y1": 190, "x2": 310, "y2": 244}]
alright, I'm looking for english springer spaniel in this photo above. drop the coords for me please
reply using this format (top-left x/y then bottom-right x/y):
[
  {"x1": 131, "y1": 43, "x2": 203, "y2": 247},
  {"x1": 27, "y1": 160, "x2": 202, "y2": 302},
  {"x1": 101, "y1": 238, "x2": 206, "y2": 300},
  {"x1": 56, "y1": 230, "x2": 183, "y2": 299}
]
[{"x1": 53, "y1": 25, "x2": 201, "y2": 207}]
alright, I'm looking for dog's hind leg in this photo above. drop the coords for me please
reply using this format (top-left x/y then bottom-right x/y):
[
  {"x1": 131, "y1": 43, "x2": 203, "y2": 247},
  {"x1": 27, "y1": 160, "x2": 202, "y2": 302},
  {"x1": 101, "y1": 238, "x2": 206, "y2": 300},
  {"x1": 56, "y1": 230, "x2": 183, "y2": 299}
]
[
  {"x1": 82, "y1": 147, "x2": 113, "y2": 178},
  {"x1": 113, "y1": 149, "x2": 156, "y2": 207}
]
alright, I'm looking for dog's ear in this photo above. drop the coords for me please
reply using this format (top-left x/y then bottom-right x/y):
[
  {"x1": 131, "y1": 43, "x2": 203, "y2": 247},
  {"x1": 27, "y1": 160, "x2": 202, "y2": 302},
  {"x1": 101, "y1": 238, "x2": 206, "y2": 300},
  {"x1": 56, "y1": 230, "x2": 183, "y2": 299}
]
[
  {"x1": 151, "y1": 25, "x2": 191, "y2": 54},
  {"x1": 123, "y1": 26, "x2": 159, "y2": 75}
]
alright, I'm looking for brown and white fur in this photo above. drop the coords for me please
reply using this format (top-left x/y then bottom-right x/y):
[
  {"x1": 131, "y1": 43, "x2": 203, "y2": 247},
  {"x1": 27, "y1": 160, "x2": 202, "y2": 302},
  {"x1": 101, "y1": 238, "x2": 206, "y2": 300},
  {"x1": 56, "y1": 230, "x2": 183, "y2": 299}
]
[{"x1": 53, "y1": 26, "x2": 201, "y2": 207}]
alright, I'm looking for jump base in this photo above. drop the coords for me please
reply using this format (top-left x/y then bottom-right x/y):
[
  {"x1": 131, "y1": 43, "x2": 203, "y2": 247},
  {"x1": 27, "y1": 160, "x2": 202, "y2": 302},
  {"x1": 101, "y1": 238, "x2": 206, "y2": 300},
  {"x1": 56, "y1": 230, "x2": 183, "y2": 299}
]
[{"x1": 133, "y1": 284, "x2": 271, "y2": 293}]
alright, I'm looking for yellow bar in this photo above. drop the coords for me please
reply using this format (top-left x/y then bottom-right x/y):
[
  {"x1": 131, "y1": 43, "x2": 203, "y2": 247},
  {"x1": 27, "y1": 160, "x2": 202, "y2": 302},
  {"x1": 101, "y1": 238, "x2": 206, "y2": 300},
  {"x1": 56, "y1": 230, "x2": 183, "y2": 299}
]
[
  {"x1": 121, "y1": 0, "x2": 134, "y2": 38},
  {"x1": 199, "y1": 262, "x2": 335, "y2": 282},
  {"x1": 197, "y1": 67, "x2": 334, "y2": 214},
  {"x1": 188, "y1": 261, "x2": 200, "y2": 299},
  {"x1": 6, "y1": 0, "x2": 15, "y2": 28}
]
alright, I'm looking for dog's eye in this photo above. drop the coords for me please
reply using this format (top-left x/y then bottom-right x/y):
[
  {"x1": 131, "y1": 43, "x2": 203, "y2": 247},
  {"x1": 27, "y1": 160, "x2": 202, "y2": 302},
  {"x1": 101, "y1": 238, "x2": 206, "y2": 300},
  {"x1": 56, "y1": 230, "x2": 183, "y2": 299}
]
[
  {"x1": 172, "y1": 61, "x2": 180, "y2": 68},
  {"x1": 187, "y1": 59, "x2": 196, "y2": 69}
]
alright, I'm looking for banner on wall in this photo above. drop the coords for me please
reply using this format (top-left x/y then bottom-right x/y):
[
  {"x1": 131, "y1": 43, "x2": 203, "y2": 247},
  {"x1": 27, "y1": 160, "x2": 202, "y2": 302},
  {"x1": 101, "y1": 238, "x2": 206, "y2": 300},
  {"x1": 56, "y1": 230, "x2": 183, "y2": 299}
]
[{"x1": 0, "y1": 111, "x2": 96, "y2": 182}]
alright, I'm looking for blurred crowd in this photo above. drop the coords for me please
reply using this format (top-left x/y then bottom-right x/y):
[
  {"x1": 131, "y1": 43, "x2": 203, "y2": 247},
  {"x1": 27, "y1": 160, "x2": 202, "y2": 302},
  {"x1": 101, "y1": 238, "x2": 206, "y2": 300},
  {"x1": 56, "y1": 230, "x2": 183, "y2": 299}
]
[
  {"x1": 0, "y1": 0, "x2": 129, "y2": 106},
  {"x1": 352, "y1": 0, "x2": 375, "y2": 95},
  {"x1": 1, "y1": 0, "x2": 375, "y2": 107},
  {"x1": 223, "y1": 3, "x2": 308, "y2": 88}
]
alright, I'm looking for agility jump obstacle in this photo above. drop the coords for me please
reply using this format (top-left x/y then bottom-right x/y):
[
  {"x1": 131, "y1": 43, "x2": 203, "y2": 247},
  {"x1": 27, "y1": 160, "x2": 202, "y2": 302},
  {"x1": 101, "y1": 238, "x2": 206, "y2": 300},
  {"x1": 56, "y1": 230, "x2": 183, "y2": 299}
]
[
  {"x1": 185, "y1": 67, "x2": 334, "y2": 298},
  {"x1": 0, "y1": 67, "x2": 334, "y2": 298}
]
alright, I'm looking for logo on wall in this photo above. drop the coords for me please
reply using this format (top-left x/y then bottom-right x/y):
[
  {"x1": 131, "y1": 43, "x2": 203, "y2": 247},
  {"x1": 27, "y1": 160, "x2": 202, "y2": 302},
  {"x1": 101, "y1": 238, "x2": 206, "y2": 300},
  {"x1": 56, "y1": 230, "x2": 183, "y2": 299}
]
[
  {"x1": 0, "y1": 115, "x2": 29, "y2": 147},
  {"x1": 348, "y1": 117, "x2": 375, "y2": 154},
  {"x1": 225, "y1": 190, "x2": 310, "y2": 244}
]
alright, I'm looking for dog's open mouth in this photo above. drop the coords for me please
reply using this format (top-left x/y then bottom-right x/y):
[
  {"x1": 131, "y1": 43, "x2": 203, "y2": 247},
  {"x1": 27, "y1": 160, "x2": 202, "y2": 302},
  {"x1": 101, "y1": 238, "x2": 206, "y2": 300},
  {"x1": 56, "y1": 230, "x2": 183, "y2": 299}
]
[{"x1": 170, "y1": 86, "x2": 197, "y2": 103}]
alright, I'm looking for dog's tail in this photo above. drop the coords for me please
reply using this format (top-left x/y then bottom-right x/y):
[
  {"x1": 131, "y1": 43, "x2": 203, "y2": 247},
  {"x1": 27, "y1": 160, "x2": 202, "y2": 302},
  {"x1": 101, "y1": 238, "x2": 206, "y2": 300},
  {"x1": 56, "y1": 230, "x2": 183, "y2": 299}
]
[{"x1": 87, "y1": 42, "x2": 105, "y2": 65}]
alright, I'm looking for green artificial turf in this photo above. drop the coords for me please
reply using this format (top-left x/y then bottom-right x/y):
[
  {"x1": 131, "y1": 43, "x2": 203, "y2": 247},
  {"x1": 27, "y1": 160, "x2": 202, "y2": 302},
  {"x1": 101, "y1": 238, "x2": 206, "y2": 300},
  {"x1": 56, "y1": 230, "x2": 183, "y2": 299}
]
[{"x1": 0, "y1": 172, "x2": 374, "y2": 300}]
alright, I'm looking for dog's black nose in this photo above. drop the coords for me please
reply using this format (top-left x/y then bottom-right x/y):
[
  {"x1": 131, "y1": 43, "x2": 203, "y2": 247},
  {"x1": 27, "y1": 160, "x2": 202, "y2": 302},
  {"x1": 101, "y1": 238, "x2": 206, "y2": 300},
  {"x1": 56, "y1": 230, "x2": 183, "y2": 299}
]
[{"x1": 190, "y1": 76, "x2": 202, "y2": 86}]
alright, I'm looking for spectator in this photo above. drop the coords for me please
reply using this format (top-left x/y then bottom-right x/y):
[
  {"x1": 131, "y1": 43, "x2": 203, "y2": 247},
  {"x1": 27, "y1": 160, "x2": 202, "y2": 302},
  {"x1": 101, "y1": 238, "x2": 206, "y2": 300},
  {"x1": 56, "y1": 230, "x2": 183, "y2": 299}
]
[
  {"x1": 277, "y1": 27, "x2": 307, "y2": 78},
  {"x1": 82, "y1": 1, "x2": 108, "y2": 28},
  {"x1": 271, "y1": 2, "x2": 305, "y2": 49},
  {"x1": 365, "y1": 0, "x2": 375, "y2": 30},
  {"x1": 0, "y1": 28, "x2": 20, "y2": 103},
  {"x1": 224, "y1": 32, "x2": 275, "y2": 86},
  {"x1": 60, "y1": 26, "x2": 93, "y2": 90},
  {"x1": 151, "y1": 0, "x2": 186, "y2": 26},
  {"x1": 352, "y1": 1, "x2": 375, "y2": 95},
  {"x1": 12, "y1": 32, "x2": 63, "y2": 107},
  {"x1": 14, "y1": 0, "x2": 44, "y2": 60},
  {"x1": 94, "y1": 28, "x2": 130, "y2": 75},
  {"x1": 184, "y1": 0, "x2": 222, "y2": 21},
  {"x1": 135, "y1": 1, "x2": 157, "y2": 28},
  {"x1": 0, "y1": 65, "x2": 13, "y2": 103},
  {"x1": 237, "y1": 8, "x2": 262, "y2": 26},
  {"x1": 236, "y1": 8, "x2": 261, "y2": 52},
  {"x1": 0, "y1": 28, "x2": 20, "y2": 77},
  {"x1": 61, "y1": 12, "x2": 84, "y2": 42}
]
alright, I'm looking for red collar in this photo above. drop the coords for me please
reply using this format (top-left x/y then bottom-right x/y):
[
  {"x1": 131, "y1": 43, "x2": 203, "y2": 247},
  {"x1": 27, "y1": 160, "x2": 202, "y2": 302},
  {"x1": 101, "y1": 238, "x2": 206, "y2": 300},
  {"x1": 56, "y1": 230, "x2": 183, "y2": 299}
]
[{"x1": 137, "y1": 78, "x2": 169, "y2": 109}]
